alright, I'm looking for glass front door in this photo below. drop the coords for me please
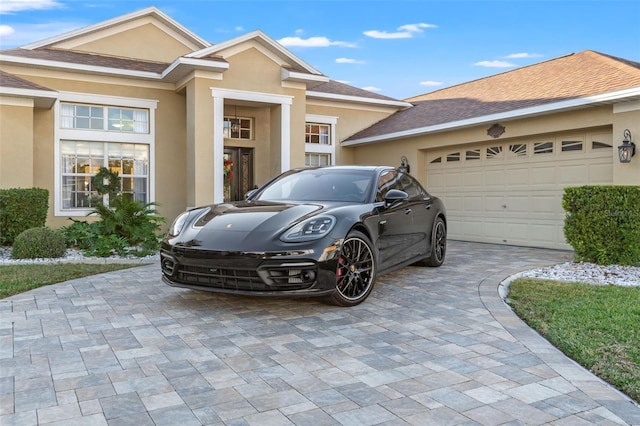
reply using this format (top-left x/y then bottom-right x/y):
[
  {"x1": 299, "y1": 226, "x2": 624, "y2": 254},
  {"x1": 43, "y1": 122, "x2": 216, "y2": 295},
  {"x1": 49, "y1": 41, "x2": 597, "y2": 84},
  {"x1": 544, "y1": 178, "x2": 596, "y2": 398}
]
[{"x1": 223, "y1": 147, "x2": 254, "y2": 202}]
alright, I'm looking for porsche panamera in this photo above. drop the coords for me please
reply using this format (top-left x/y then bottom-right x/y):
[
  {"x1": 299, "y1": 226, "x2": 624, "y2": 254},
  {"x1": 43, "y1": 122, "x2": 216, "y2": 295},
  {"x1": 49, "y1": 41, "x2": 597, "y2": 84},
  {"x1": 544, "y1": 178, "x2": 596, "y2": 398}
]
[{"x1": 161, "y1": 166, "x2": 446, "y2": 306}]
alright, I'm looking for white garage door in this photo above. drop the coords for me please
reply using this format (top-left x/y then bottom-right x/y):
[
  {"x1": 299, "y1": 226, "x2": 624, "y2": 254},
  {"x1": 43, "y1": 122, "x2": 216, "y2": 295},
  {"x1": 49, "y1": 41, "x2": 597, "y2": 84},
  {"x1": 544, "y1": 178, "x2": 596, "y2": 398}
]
[{"x1": 425, "y1": 131, "x2": 614, "y2": 250}]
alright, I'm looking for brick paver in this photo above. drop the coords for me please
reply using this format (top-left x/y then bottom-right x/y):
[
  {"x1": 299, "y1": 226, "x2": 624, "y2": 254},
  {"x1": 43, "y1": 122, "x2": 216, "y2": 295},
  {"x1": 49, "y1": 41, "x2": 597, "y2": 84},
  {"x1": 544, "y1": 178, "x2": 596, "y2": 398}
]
[{"x1": 1, "y1": 241, "x2": 639, "y2": 425}]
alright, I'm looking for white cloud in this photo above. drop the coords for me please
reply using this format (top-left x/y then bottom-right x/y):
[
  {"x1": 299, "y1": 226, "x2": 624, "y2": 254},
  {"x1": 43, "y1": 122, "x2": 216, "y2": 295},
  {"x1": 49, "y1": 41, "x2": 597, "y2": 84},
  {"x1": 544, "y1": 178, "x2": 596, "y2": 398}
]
[
  {"x1": 0, "y1": 25, "x2": 15, "y2": 37},
  {"x1": 277, "y1": 36, "x2": 356, "y2": 48},
  {"x1": 419, "y1": 80, "x2": 443, "y2": 87},
  {"x1": 335, "y1": 57, "x2": 366, "y2": 64},
  {"x1": 398, "y1": 23, "x2": 437, "y2": 32},
  {"x1": 0, "y1": 0, "x2": 63, "y2": 14},
  {"x1": 335, "y1": 79, "x2": 351, "y2": 85},
  {"x1": 474, "y1": 60, "x2": 516, "y2": 68},
  {"x1": 361, "y1": 86, "x2": 382, "y2": 92},
  {"x1": 506, "y1": 52, "x2": 543, "y2": 59},
  {"x1": 364, "y1": 22, "x2": 436, "y2": 39},
  {"x1": 0, "y1": 21, "x2": 84, "y2": 48}
]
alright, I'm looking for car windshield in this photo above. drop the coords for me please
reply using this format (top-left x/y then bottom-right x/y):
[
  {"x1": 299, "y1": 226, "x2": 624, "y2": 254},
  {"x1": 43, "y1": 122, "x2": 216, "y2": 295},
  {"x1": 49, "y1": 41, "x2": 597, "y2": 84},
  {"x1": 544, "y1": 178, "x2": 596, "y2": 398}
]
[{"x1": 255, "y1": 169, "x2": 375, "y2": 203}]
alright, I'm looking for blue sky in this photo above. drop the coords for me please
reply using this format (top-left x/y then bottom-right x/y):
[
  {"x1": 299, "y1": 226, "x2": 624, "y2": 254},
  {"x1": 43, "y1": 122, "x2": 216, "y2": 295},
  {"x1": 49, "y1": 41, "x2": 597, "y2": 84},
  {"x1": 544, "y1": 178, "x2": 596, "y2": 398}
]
[{"x1": 1, "y1": 0, "x2": 639, "y2": 99}]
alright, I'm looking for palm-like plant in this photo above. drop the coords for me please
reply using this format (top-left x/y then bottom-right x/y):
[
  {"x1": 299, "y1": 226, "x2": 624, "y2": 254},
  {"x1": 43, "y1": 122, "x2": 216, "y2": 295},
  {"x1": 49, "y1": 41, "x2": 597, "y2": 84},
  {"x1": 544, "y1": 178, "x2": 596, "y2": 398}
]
[{"x1": 64, "y1": 167, "x2": 165, "y2": 257}]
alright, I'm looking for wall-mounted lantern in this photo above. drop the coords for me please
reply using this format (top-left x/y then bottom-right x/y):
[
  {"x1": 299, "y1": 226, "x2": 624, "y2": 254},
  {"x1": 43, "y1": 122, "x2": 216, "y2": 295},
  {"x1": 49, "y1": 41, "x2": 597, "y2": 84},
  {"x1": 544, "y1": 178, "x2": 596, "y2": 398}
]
[
  {"x1": 618, "y1": 129, "x2": 636, "y2": 163},
  {"x1": 399, "y1": 156, "x2": 410, "y2": 173}
]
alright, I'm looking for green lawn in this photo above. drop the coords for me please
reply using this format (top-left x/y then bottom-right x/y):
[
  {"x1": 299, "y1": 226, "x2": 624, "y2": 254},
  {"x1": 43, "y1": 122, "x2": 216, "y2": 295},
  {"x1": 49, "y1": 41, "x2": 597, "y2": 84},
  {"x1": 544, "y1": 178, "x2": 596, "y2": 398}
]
[
  {"x1": 0, "y1": 263, "x2": 144, "y2": 299},
  {"x1": 507, "y1": 278, "x2": 640, "y2": 403}
]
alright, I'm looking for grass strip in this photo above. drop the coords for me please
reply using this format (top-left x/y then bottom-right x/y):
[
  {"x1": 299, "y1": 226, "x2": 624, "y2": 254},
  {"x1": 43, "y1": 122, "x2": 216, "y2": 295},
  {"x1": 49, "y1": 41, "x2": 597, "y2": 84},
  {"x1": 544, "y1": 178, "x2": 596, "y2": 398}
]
[
  {"x1": 507, "y1": 278, "x2": 640, "y2": 403},
  {"x1": 0, "y1": 263, "x2": 145, "y2": 299}
]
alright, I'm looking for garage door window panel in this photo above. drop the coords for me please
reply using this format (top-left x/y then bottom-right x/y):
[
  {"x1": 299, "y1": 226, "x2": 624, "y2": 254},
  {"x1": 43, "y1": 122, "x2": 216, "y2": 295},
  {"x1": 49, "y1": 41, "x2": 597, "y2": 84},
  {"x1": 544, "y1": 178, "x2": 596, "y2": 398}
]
[
  {"x1": 447, "y1": 152, "x2": 461, "y2": 162},
  {"x1": 561, "y1": 140, "x2": 583, "y2": 153},
  {"x1": 466, "y1": 149, "x2": 480, "y2": 161},
  {"x1": 486, "y1": 146, "x2": 503, "y2": 159},
  {"x1": 534, "y1": 142, "x2": 554, "y2": 155},
  {"x1": 509, "y1": 143, "x2": 528, "y2": 158}
]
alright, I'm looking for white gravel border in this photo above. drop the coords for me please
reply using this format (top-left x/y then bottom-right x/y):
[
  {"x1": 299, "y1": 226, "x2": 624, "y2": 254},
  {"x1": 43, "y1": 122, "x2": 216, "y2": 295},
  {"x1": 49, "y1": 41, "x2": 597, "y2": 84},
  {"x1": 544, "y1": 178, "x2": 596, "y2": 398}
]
[{"x1": 0, "y1": 247, "x2": 158, "y2": 265}]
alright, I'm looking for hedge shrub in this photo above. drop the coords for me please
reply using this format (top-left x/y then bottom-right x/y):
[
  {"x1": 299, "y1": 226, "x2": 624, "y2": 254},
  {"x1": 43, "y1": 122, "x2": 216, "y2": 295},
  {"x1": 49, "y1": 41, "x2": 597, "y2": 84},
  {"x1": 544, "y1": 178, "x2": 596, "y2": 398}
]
[
  {"x1": 0, "y1": 188, "x2": 49, "y2": 246},
  {"x1": 11, "y1": 227, "x2": 66, "y2": 259},
  {"x1": 563, "y1": 185, "x2": 640, "y2": 266}
]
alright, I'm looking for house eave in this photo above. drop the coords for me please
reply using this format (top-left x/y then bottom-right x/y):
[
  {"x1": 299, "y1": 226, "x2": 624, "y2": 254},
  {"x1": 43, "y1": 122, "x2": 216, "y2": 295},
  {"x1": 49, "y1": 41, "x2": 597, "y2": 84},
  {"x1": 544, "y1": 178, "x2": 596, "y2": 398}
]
[
  {"x1": 162, "y1": 57, "x2": 229, "y2": 82},
  {"x1": 307, "y1": 90, "x2": 413, "y2": 108},
  {"x1": 342, "y1": 87, "x2": 640, "y2": 146},
  {"x1": 0, "y1": 54, "x2": 164, "y2": 81},
  {"x1": 281, "y1": 69, "x2": 329, "y2": 88},
  {"x1": 0, "y1": 87, "x2": 58, "y2": 108}
]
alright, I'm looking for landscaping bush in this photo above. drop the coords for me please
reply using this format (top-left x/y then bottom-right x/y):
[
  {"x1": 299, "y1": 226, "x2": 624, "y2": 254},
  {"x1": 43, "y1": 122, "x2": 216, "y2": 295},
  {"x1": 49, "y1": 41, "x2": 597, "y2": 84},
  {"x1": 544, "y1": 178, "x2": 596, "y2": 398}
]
[
  {"x1": 61, "y1": 167, "x2": 164, "y2": 257},
  {"x1": 563, "y1": 185, "x2": 640, "y2": 266},
  {"x1": 0, "y1": 188, "x2": 49, "y2": 246},
  {"x1": 11, "y1": 227, "x2": 66, "y2": 259}
]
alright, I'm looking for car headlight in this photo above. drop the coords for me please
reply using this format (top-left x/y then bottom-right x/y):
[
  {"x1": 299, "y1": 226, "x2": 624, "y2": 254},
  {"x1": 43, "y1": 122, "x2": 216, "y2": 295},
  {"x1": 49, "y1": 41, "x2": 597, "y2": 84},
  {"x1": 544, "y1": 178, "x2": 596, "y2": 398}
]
[
  {"x1": 168, "y1": 208, "x2": 209, "y2": 237},
  {"x1": 281, "y1": 216, "x2": 336, "y2": 242},
  {"x1": 168, "y1": 211, "x2": 191, "y2": 237}
]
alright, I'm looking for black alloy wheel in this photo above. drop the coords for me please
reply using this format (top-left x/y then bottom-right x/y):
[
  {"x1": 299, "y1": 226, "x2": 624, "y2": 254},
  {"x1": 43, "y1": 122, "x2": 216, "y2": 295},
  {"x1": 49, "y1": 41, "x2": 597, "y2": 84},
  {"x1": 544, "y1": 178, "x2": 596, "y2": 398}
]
[
  {"x1": 329, "y1": 231, "x2": 376, "y2": 306},
  {"x1": 426, "y1": 216, "x2": 446, "y2": 267}
]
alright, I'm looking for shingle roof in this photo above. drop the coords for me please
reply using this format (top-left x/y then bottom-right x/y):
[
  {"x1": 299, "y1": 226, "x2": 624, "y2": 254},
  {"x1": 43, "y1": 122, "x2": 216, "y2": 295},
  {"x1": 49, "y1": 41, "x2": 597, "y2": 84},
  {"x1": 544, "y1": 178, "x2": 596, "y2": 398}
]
[
  {"x1": 0, "y1": 69, "x2": 54, "y2": 91},
  {"x1": 345, "y1": 50, "x2": 640, "y2": 142},
  {"x1": 310, "y1": 80, "x2": 403, "y2": 102},
  {"x1": 1, "y1": 48, "x2": 171, "y2": 73}
]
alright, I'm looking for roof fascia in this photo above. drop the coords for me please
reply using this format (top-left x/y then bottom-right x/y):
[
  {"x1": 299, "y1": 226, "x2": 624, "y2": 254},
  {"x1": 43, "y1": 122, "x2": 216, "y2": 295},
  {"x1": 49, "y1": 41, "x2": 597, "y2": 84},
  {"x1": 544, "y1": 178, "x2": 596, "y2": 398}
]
[
  {"x1": 187, "y1": 30, "x2": 323, "y2": 76},
  {"x1": 307, "y1": 90, "x2": 412, "y2": 108},
  {"x1": 21, "y1": 6, "x2": 211, "y2": 50},
  {"x1": 342, "y1": 87, "x2": 640, "y2": 146}
]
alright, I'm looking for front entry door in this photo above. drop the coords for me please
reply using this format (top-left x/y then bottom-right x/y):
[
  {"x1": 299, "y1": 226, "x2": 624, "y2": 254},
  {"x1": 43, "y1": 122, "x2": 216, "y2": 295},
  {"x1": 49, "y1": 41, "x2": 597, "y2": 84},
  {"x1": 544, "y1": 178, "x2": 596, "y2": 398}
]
[{"x1": 223, "y1": 147, "x2": 254, "y2": 202}]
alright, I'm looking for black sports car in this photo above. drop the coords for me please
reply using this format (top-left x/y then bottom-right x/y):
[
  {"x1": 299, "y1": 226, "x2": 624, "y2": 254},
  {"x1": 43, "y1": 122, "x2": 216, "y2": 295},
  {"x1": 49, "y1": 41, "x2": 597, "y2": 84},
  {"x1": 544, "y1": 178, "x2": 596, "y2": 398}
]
[{"x1": 161, "y1": 166, "x2": 446, "y2": 306}]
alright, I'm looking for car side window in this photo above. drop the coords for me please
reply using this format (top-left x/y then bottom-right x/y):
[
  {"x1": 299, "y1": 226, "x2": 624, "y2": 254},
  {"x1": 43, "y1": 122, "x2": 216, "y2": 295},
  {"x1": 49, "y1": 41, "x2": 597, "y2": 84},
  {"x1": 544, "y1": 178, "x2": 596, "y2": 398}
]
[
  {"x1": 376, "y1": 170, "x2": 427, "y2": 202},
  {"x1": 398, "y1": 173, "x2": 425, "y2": 200},
  {"x1": 375, "y1": 170, "x2": 400, "y2": 202}
]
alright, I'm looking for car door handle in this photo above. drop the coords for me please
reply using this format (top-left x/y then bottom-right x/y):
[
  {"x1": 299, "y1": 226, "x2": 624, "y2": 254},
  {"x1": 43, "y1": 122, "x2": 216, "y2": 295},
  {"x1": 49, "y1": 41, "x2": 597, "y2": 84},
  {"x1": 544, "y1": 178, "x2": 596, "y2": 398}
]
[
  {"x1": 404, "y1": 208, "x2": 412, "y2": 215},
  {"x1": 425, "y1": 204, "x2": 432, "y2": 210}
]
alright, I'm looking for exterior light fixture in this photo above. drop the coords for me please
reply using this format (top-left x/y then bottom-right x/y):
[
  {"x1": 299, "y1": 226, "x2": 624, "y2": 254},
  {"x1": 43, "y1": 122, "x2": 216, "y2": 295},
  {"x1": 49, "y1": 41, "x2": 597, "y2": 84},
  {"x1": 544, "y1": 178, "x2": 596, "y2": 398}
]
[
  {"x1": 231, "y1": 105, "x2": 241, "y2": 133},
  {"x1": 399, "y1": 156, "x2": 410, "y2": 173},
  {"x1": 618, "y1": 129, "x2": 636, "y2": 163}
]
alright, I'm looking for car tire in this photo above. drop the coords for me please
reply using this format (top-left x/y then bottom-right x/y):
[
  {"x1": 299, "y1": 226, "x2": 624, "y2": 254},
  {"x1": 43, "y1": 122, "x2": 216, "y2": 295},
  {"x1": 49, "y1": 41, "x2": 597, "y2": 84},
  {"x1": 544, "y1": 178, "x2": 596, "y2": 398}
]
[
  {"x1": 426, "y1": 216, "x2": 446, "y2": 267},
  {"x1": 415, "y1": 216, "x2": 446, "y2": 267},
  {"x1": 328, "y1": 230, "x2": 377, "y2": 307}
]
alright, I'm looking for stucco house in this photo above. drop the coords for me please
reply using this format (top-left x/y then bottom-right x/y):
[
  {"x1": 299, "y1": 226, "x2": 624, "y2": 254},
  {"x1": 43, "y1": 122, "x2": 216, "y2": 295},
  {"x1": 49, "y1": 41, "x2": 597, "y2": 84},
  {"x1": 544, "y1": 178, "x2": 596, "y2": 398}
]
[{"x1": 1, "y1": 6, "x2": 639, "y2": 251}]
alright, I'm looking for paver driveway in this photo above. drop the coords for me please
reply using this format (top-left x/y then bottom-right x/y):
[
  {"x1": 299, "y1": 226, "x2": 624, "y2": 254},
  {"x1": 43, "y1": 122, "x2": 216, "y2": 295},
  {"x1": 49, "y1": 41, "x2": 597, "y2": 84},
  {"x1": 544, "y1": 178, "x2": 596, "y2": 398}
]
[{"x1": 1, "y1": 241, "x2": 639, "y2": 425}]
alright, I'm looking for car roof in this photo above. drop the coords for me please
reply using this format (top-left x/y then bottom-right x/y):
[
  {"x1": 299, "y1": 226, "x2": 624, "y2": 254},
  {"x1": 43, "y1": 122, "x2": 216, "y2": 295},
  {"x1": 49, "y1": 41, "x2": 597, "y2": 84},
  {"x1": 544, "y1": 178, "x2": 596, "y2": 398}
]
[{"x1": 294, "y1": 165, "x2": 393, "y2": 173}]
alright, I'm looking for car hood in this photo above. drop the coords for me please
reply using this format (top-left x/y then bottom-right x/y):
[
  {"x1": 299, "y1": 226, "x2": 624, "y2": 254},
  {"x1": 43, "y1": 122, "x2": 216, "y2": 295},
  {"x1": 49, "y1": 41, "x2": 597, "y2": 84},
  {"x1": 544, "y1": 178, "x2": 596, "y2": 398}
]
[
  {"x1": 195, "y1": 201, "x2": 322, "y2": 232},
  {"x1": 172, "y1": 201, "x2": 326, "y2": 251}
]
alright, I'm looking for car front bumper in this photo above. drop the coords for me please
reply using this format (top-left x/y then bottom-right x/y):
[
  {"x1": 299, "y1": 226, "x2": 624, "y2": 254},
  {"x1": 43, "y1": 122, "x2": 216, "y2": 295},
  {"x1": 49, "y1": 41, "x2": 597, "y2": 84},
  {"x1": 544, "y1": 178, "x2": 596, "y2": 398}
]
[{"x1": 160, "y1": 245, "x2": 340, "y2": 298}]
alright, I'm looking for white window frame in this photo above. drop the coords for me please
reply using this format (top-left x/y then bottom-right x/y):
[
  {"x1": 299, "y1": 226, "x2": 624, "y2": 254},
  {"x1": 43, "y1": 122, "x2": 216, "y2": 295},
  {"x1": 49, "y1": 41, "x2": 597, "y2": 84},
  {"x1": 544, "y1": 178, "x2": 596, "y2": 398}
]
[
  {"x1": 54, "y1": 92, "x2": 158, "y2": 216},
  {"x1": 305, "y1": 114, "x2": 337, "y2": 166},
  {"x1": 223, "y1": 115, "x2": 253, "y2": 140}
]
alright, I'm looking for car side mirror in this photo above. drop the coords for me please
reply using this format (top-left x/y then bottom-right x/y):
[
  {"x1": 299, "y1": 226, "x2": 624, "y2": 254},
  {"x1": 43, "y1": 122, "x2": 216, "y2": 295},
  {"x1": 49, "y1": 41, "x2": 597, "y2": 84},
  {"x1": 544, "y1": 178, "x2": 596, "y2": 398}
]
[
  {"x1": 384, "y1": 189, "x2": 408, "y2": 206},
  {"x1": 245, "y1": 189, "x2": 258, "y2": 200}
]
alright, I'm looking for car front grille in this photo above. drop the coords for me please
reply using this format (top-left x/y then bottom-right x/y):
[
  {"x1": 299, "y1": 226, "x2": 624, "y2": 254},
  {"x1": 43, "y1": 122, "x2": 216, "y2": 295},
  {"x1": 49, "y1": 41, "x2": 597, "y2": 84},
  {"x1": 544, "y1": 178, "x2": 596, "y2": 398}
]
[{"x1": 161, "y1": 250, "x2": 317, "y2": 292}]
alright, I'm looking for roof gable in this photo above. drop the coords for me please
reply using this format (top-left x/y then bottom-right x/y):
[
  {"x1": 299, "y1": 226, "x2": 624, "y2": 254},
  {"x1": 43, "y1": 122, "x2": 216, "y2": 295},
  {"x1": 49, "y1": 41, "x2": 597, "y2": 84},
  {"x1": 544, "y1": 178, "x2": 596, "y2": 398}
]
[
  {"x1": 345, "y1": 50, "x2": 640, "y2": 144},
  {"x1": 22, "y1": 7, "x2": 210, "y2": 63},
  {"x1": 406, "y1": 50, "x2": 640, "y2": 104},
  {"x1": 188, "y1": 30, "x2": 323, "y2": 77}
]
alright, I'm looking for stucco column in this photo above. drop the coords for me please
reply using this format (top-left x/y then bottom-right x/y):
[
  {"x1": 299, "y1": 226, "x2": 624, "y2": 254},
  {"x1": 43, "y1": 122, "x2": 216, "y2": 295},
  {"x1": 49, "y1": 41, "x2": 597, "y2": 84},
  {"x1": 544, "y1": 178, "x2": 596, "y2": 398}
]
[
  {"x1": 281, "y1": 102, "x2": 291, "y2": 172},
  {"x1": 212, "y1": 95, "x2": 225, "y2": 203}
]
